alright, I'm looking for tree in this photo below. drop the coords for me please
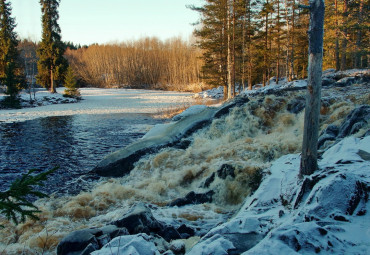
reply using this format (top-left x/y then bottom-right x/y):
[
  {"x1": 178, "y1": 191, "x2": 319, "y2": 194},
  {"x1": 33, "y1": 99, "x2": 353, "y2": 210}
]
[
  {"x1": 0, "y1": 0, "x2": 24, "y2": 99},
  {"x1": 63, "y1": 66, "x2": 80, "y2": 98},
  {"x1": 19, "y1": 39, "x2": 38, "y2": 100},
  {"x1": 37, "y1": 0, "x2": 67, "y2": 93},
  {"x1": 0, "y1": 168, "x2": 57, "y2": 226},
  {"x1": 300, "y1": 0, "x2": 325, "y2": 177}
]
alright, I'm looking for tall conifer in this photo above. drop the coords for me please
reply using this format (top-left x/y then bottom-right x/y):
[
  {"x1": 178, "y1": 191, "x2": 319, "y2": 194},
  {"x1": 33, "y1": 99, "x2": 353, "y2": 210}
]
[
  {"x1": 0, "y1": 0, "x2": 23, "y2": 99},
  {"x1": 37, "y1": 0, "x2": 67, "y2": 93}
]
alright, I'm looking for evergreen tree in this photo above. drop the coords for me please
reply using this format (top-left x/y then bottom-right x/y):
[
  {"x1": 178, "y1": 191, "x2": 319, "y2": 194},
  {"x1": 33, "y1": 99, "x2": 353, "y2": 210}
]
[
  {"x1": 0, "y1": 0, "x2": 24, "y2": 99},
  {"x1": 37, "y1": 0, "x2": 68, "y2": 93},
  {"x1": 0, "y1": 167, "x2": 57, "y2": 226},
  {"x1": 63, "y1": 65, "x2": 80, "y2": 98}
]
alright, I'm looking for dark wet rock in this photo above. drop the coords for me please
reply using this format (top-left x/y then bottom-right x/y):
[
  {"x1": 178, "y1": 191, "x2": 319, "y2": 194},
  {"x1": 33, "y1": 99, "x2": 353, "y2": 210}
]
[
  {"x1": 318, "y1": 125, "x2": 339, "y2": 149},
  {"x1": 201, "y1": 164, "x2": 235, "y2": 188},
  {"x1": 56, "y1": 225, "x2": 128, "y2": 255},
  {"x1": 202, "y1": 172, "x2": 216, "y2": 188},
  {"x1": 80, "y1": 243, "x2": 97, "y2": 255},
  {"x1": 57, "y1": 229, "x2": 101, "y2": 255},
  {"x1": 338, "y1": 105, "x2": 370, "y2": 138},
  {"x1": 159, "y1": 225, "x2": 182, "y2": 242},
  {"x1": 321, "y1": 77, "x2": 336, "y2": 87},
  {"x1": 287, "y1": 96, "x2": 305, "y2": 114},
  {"x1": 112, "y1": 203, "x2": 163, "y2": 234},
  {"x1": 177, "y1": 224, "x2": 195, "y2": 238},
  {"x1": 217, "y1": 164, "x2": 235, "y2": 179},
  {"x1": 167, "y1": 190, "x2": 215, "y2": 207}
]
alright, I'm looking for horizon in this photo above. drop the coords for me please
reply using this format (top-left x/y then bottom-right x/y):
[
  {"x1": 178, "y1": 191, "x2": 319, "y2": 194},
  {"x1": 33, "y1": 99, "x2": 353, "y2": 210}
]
[{"x1": 11, "y1": 0, "x2": 202, "y2": 45}]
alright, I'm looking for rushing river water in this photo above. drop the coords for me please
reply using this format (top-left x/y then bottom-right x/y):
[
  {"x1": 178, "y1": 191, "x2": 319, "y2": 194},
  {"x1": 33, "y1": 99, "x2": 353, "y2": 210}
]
[{"x1": 0, "y1": 113, "x2": 164, "y2": 195}]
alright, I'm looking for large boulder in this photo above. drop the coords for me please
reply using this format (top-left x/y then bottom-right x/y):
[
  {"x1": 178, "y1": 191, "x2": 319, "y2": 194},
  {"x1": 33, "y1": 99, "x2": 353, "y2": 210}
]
[
  {"x1": 57, "y1": 226, "x2": 128, "y2": 255},
  {"x1": 111, "y1": 203, "x2": 181, "y2": 242},
  {"x1": 92, "y1": 107, "x2": 217, "y2": 177},
  {"x1": 91, "y1": 233, "x2": 160, "y2": 255}
]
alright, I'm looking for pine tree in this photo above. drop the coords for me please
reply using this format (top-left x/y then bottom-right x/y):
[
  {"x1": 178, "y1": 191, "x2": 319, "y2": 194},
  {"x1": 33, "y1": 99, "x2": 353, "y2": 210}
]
[
  {"x1": 0, "y1": 0, "x2": 24, "y2": 100},
  {"x1": 63, "y1": 66, "x2": 80, "y2": 98},
  {"x1": 37, "y1": 0, "x2": 68, "y2": 93}
]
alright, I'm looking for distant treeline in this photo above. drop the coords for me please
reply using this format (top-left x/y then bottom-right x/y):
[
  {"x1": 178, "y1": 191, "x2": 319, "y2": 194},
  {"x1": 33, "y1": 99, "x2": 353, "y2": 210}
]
[{"x1": 64, "y1": 37, "x2": 204, "y2": 91}]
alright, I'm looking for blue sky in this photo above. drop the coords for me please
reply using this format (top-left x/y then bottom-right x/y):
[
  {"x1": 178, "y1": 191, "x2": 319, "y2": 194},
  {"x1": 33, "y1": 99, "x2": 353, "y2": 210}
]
[{"x1": 11, "y1": 0, "x2": 203, "y2": 45}]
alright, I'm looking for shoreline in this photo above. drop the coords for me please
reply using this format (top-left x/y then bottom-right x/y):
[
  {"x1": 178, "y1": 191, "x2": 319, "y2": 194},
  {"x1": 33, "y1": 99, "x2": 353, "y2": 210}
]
[{"x1": 0, "y1": 87, "x2": 196, "y2": 123}]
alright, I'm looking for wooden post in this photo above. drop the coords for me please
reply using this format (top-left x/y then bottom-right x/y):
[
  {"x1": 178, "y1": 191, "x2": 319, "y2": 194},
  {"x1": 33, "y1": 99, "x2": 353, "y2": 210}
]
[{"x1": 299, "y1": 0, "x2": 325, "y2": 177}]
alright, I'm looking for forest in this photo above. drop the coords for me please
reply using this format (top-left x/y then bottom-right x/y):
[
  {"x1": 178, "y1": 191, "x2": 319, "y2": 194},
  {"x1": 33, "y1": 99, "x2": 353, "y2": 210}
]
[{"x1": 6, "y1": 0, "x2": 370, "y2": 96}]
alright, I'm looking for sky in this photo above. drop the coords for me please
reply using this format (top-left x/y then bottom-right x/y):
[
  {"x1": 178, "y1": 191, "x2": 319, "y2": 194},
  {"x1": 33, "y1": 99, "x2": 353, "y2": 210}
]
[{"x1": 11, "y1": 0, "x2": 203, "y2": 45}]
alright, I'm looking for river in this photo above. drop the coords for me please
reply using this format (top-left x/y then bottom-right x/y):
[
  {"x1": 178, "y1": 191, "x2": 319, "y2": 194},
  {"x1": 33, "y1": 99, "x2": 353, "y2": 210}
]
[{"x1": 0, "y1": 113, "x2": 164, "y2": 195}]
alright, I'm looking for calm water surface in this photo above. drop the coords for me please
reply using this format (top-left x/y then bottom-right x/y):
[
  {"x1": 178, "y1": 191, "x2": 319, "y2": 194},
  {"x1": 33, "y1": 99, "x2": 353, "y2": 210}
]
[{"x1": 0, "y1": 113, "x2": 164, "y2": 195}]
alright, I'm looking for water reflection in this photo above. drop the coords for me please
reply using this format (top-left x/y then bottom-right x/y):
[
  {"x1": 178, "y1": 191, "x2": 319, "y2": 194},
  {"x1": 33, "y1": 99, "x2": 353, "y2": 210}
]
[{"x1": 0, "y1": 113, "x2": 163, "y2": 195}]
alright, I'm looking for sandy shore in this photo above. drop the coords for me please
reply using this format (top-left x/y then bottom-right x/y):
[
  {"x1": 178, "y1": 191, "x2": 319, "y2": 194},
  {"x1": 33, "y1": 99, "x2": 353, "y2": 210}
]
[{"x1": 0, "y1": 88, "x2": 196, "y2": 123}]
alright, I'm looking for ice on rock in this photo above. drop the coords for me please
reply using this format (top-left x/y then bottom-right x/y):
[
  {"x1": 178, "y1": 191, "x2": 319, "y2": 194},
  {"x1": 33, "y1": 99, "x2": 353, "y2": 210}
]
[{"x1": 91, "y1": 233, "x2": 160, "y2": 255}]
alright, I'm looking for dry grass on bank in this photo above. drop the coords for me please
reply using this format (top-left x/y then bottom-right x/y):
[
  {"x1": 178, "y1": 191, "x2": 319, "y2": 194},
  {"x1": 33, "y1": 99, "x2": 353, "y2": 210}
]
[{"x1": 154, "y1": 98, "x2": 224, "y2": 119}]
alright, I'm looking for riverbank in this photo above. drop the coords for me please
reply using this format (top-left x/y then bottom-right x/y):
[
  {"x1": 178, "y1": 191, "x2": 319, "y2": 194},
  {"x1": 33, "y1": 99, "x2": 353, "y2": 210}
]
[
  {"x1": 0, "y1": 69, "x2": 369, "y2": 254},
  {"x1": 0, "y1": 88, "x2": 197, "y2": 123}
]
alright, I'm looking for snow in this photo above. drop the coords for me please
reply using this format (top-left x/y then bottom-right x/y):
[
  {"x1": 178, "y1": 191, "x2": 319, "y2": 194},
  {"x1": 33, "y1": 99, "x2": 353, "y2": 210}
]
[
  {"x1": 190, "y1": 234, "x2": 235, "y2": 255},
  {"x1": 189, "y1": 136, "x2": 370, "y2": 254},
  {"x1": 193, "y1": 86, "x2": 224, "y2": 99},
  {"x1": 0, "y1": 87, "x2": 195, "y2": 123},
  {"x1": 91, "y1": 233, "x2": 160, "y2": 255},
  {"x1": 172, "y1": 105, "x2": 208, "y2": 121}
]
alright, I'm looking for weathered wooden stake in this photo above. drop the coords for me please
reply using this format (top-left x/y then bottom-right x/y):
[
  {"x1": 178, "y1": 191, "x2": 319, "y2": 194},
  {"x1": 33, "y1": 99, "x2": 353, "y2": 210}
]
[{"x1": 300, "y1": 0, "x2": 325, "y2": 177}]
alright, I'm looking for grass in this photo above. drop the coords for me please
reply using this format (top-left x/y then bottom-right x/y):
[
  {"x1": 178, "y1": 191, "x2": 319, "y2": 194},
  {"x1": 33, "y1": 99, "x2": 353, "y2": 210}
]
[{"x1": 154, "y1": 98, "x2": 224, "y2": 120}]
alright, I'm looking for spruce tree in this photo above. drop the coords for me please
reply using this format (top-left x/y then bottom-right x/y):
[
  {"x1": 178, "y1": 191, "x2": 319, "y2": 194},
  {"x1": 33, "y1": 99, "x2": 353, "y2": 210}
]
[
  {"x1": 37, "y1": 0, "x2": 67, "y2": 93},
  {"x1": 0, "y1": 0, "x2": 24, "y2": 100},
  {"x1": 63, "y1": 66, "x2": 80, "y2": 98}
]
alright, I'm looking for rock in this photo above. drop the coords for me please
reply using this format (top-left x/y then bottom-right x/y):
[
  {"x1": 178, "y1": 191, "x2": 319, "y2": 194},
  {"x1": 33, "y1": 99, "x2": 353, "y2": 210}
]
[
  {"x1": 321, "y1": 77, "x2": 335, "y2": 87},
  {"x1": 159, "y1": 225, "x2": 182, "y2": 242},
  {"x1": 111, "y1": 203, "x2": 163, "y2": 235},
  {"x1": 318, "y1": 125, "x2": 339, "y2": 149},
  {"x1": 169, "y1": 240, "x2": 186, "y2": 255},
  {"x1": 92, "y1": 107, "x2": 218, "y2": 177},
  {"x1": 217, "y1": 164, "x2": 235, "y2": 179},
  {"x1": 338, "y1": 105, "x2": 370, "y2": 138},
  {"x1": 80, "y1": 243, "x2": 98, "y2": 255},
  {"x1": 287, "y1": 96, "x2": 305, "y2": 114},
  {"x1": 201, "y1": 164, "x2": 235, "y2": 188},
  {"x1": 335, "y1": 76, "x2": 357, "y2": 86},
  {"x1": 56, "y1": 226, "x2": 128, "y2": 255},
  {"x1": 202, "y1": 172, "x2": 215, "y2": 188},
  {"x1": 167, "y1": 190, "x2": 215, "y2": 207},
  {"x1": 91, "y1": 233, "x2": 160, "y2": 255},
  {"x1": 57, "y1": 229, "x2": 101, "y2": 255},
  {"x1": 177, "y1": 224, "x2": 195, "y2": 238}
]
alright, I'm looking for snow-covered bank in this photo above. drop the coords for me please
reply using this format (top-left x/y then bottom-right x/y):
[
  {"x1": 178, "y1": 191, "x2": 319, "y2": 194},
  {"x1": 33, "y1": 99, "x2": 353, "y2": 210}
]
[
  {"x1": 0, "y1": 88, "x2": 196, "y2": 123},
  {"x1": 189, "y1": 136, "x2": 370, "y2": 254}
]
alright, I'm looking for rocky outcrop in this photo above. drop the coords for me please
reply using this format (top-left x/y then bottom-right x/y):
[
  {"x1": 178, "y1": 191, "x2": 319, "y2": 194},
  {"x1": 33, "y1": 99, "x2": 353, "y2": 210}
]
[
  {"x1": 318, "y1": 105, "x2": 370, "y2": 149},
  {"x1": 188, "y1": 136, "x2": 370, "y2": 254},
  {"x1": 57, "y1": 225, "x2": 128, "y2": 255}
]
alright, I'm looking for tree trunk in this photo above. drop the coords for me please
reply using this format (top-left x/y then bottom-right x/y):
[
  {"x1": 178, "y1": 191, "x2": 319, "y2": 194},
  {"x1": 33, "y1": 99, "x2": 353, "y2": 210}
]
[
  {"x1": 334, "y1": 0, "x2": 340, "y2": 71},
  {"x1": 355, "y1": 0, "x2": 363, "y2": 68},
  {"x1": 50, "y1": 67, "x2": 56, "y2": 93},
  {"x1": 340, "y1": 0, "x2": 348, "y2": 70},
  {"x1": 227, "y1": 0, "x2": 233, "y2": 99},
  {"x1": 300, "y1": 0, "x2": 325, "y2": 177}
]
